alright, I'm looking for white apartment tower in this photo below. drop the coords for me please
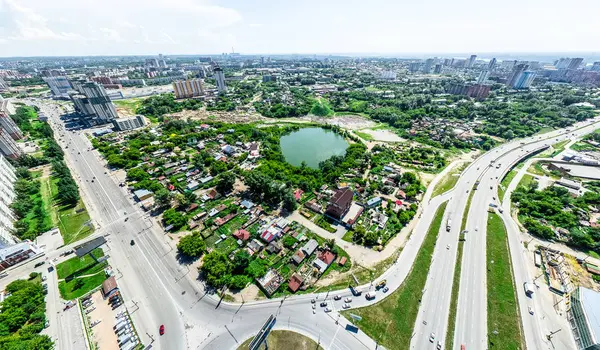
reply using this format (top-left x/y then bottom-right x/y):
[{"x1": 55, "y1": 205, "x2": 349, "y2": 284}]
[
  {"x1": 172, "y1": 79, "x2": 204, "y2": 99},
  {"x1": 0, "y1": 155, "x2": 17, "y2": 248},
  {"x1": 214, "y1": 67, "x2": 227, "y2": 93}
]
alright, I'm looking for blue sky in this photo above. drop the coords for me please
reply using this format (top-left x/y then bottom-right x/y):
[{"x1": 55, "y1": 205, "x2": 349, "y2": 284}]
[{"x1": 0, "y1": 0, "x2": 598, "y2": 57}]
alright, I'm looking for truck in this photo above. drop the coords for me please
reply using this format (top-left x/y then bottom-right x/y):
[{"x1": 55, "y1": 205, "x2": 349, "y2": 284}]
[
  {"x1": 365, "y1": 292, "x2": 376, "y2": 300},
  {"x1": 375, "y1": 280, "x2": 387, "y2": 290},
  {"x1": 446, "y1": 218, "x2": 452, "y2": 232},
  {"x1": 523, "y1": 282, "x2": 534, "y2": 297}
]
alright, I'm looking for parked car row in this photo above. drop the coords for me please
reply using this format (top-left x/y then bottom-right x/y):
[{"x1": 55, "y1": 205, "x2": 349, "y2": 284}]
[{"x1": 114, "y1": 311, "x2": 139, "y2": 350}]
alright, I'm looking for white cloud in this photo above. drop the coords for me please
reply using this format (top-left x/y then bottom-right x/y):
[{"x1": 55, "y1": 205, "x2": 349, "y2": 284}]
[{"x1": 248, "y1": 23, "x2": 263, "y2": 28}]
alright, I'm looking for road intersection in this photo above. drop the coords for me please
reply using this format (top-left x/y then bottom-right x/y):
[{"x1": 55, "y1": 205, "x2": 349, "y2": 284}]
[{"x1": 21, "y1": 99, "x2": 600, "y2": 350}]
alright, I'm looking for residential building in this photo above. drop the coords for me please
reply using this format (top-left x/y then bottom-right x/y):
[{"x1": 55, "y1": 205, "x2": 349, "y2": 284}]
[
  {"x1": 0, "y1": 155, "x2": 17, "y2": 248},
  {"x1": 513, "y1": 71, "x2": 536, "y2": 89},
  {"x1": 380, "y1": 71, "x2": 397, "y2": 80},
  {"x1": 0, "y1": 128, "x2": 22, "y2": 159},
  {"x1": 301, "y1": 239, "x2": 318, "y2": 257},
  {"x1": 112, "y1": 115, "x2": 146, "y2": 131},
  {"x1": 477, "y1": 70, "x2": 490, "y2": 84},
  {"x1": 256, "y1": 269, "x2": 283, "y2": 296},
  {"x1": 467, "y1": 54, "x2": 477, "y2": 68},
  {"x1": 569, "y1": 287, "x2": 600, "y2": 349},
  {"x1": 0, "y1": 242, "x2": 41, "y2": 271},
  {"x1": 43, "y1": 76, "x2": 72, "y2": 98},
  {"x1": 0, "y1": 96, "x2": 23, "y2": 140},
  {"x1": 488, "y1": 58, "x2": 497, "y2": 70},
  {"x1": 0, "y1": 77, "x2": 7, "y2": 92},
  {"x1": 408, "y1": 62, "x2": 421, "y2": 73},
  {"x1": 446, "y1": 83, "x2": 490, "y2": 99},
  {"x1": 288, "y1": 273, "x2": 304, "y2": 292},
  {"x1": 569, "y1": 58, "x2": 584, "y2": 70},
  {"x1": 433, "y1": 64, "x2": 442, "y2": 74},
  {"x1": 69, "y1": 80, "x2": 118, "y2": 125},
  {"x1": 506, "y1": 64, "x2": 529, "y2": 88},
  {"x1": 423, "y1": 59, "x2": 434, "y2": 73},
  {"x1": 325, "y1": 187, "x2": 353, "y2": 220},
  {"x1": 214, "y1": 67, "x2": 227, "y2": 93},
  {"x1": 591, "y1": 62, "x2": 600, "y2": 72},
  {"x1": 172, "y1": 79, "x2": 204, "y2": 99}
]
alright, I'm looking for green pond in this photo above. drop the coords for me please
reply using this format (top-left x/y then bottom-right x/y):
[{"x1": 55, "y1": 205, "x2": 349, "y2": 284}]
[{"x1": 280, "y1": 128, "x2": 349, "y2": 169}]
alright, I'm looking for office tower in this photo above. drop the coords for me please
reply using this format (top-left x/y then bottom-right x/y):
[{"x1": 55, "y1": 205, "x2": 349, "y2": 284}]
[
  {"x1": 467, "y1": 55, "x2": 477, "y2": 68},
  {"x1": 214, "y1": 67, "x2": 227, "y2": 93},
  {"x1": 112, "y1": 115, "x2": 146, "y2": 131},
  {"x1": 433, "y1": 64, "x2": 442, "y2": 74},
  {"x1": 443, "y1": 59, "x2": 452, "y2": 66},
  {"x1": 477, "y1": 70, "x2": 490, "y2": 84},
  {"x1": 158, "y1": 54, "x2": 167, "y2": 68},
  {"x1": 0, "y1": 77, "x2": 7, "y2": 92},
  {"x1": 43, "y1": 76, "x2": 72, "y2": 98},
  {"x1": 409, "y1": 62, "x2": 421, "y2": 73},
  {"x1": 513, "y1": 71, "x2": 536, "y2": 89},
  {"x1": 506, "y1": 64, "x2": 528, "y2": 88},
  {"x1": 145, "y1": 58, "x2": 159, "y2": 68},
  {"x1": 69, "y1": 80, "x2": 118, "y2": 125},
  {"x1": 591, "y1": 62, "x2": 600, "y2": 72},
  {"x1": 488, "y1": 58, "x2": 497, "y2": 70},
  {"x1": 568, "y1": 58, "x2": 583, "y2": 70},
  {"x1": 380, "y1": 71, "x2": 397, "y2": 80},
  {"x1": 0, "y1": 128, "x2": 22, "y2": 159},
  {"x1": 0, "y1": 155, "x2": 17, "y2": 248},
  {"x1": 172, "y1": 79, "x2": 204, "y2": 99},
  {"x1": 423, "y1": 59, "x2": 434, "y2": 73}
]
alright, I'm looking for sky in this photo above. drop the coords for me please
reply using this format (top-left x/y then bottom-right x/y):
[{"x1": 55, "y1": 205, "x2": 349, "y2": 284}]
[{"x1": 0, "y1": 0, "x2": 599, "y2": 57}]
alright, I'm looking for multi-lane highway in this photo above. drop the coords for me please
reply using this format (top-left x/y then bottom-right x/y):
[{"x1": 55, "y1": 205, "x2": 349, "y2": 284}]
[{"x1": 24, "y1": 98, "x2": 600, "y2": 350}]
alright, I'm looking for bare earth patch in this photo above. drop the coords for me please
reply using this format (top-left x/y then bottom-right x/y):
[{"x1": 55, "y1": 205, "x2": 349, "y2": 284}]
[{"x1": 360, "y1": 129, "x2": 405, "y2": 142}]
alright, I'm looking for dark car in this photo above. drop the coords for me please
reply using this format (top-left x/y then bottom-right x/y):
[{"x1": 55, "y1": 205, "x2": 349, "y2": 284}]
[
  {"x1": 320, "y1": 302, "x2": 327, "y2": 307},
  {"x1": 159, "y1": 325, "x2": 165, "y2": 335},
  {"x1": 130, "y1": 240, "x2": 135, "y2": 246},
  {"x1": 34, "y1": 261, "x2": 45, "y2": 268}
]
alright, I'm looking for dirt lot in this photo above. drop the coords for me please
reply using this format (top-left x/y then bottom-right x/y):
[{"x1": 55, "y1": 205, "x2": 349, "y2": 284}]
[{"x1": 361, "y1": 128, "x2": 405, "y2": 142}]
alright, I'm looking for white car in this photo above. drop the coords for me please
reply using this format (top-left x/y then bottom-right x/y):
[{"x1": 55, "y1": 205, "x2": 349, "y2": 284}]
[
  {"x1": 324, "y1": 307, "x2": 332, "y2": 313},
  {"x1": 342, "y1": 303, "x2": 350, "y2": 309},
  {"x1": 344, "y1": 297, "x2": 352, "y2": 303},
  {"x1": 446, "y1": 244, "x2": 450, "y2": 250},
  {"x1": 528, "y1": 307, "x2": 534, "y2": 315}
]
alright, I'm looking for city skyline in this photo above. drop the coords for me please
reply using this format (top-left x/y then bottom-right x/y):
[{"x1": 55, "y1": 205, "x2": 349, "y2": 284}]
[{"x1": 1, "y1": 0, "x2": 599, "y2": 57}]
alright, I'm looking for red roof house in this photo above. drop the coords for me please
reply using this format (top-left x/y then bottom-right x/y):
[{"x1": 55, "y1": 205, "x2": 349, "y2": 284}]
[
  {"x1": 233, "y1": 229, "x2": 250, "y2": 241},
  {"x1": 288, "y1": 273, "x2": 304, "y2": 293}
]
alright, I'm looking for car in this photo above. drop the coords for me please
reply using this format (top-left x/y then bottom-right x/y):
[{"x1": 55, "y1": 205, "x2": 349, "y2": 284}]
[
  {"x1": 528, "y1": 307, "x2": 534, "y2": 315},
  {"x1": 429, "y1": 333, "x2": 435, "y2": 342},
  {"x1": 334, "y1": 295, "x2": 342, "y2": 301},
  {"x1": 475, "y1": 227, "x2": 479, "y2": 231},
  {"x1": 312, "y1": 309, "x2": 316, "y2": 314},
  {"x1": 130, "y1": 240, "x2": 135, "y2": 246},
  {"x1": 437, "y1": 341, "x2": 442, "y2": 350},
  {"x1": 382, "y1": 286, "x2": 389, "y2": 293},
  {"x1": 311, "y1": 299, "x2": 316, "y2": 304},
  {"x1": 44, "y1": 320, "x2": 49, "y2": 328},
  {"x1": 42, "y1": 275, "x2": 47, "y2": 281},
  {"x1": 320, "y1": 302, "x2": 327, "y2": 307},
  {"x1": 34, "y1": 261, "x2": 45, "y2": 268},
  {"x1": 446, "y1": 244, "x2": 450, "y2": 250},
  {"x1": 312, "y1": 304, "x2": 316, "y2": 309},
  {"x1": 159, "y1": 325, "x2": 165, "y2": 335},
  {"x1": 490, "y1": 186, "x2": 493, "y2": 190},
  {"x1": 466, "y1": 190, "x2": 469, "y2": 193},
  {"x1": 344, "y1": 297, "x2": 352, "y2": 303},
  {"x1": 342, "y1": 303, "x2": 350, "y2": 309},
  {"x1": 324, "y1": 307, "x2": 332, "y2": 313}
]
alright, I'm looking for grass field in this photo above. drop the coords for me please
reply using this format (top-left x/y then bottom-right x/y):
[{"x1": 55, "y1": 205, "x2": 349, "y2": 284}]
[
  {"x1": 57, "y1": 248, "x2": 107, "y2": 300},
  {"x1": 47, "y1": 175, "x2": 94, "y2": 244},
  {"x1": 550, "y1": 140, "x2": 570, "y2": 157},
  {"x1": 432, "y1": 163, "x2": 468, "y2": 198},
  {"x1": 354, "y1": 130, "x2": 375, "y2": 141},
  {"x1": 238, "y1": 330, "x2": 323, "y2": 350},
  {"x1": 113, "y1": 98, "x2": 144, "y2": 115},
  {"x1": 58, "y1": 273, "x2": 107, "y2": 300},
  {"x1": 487, "y1": 213, "x2": 524, "y2": 350},
  {"x1": 341, "y1": 202, "x2": 448, "y2": 349},
  {"x1": 498, "y1": 168, "x2": 518, "y2": 201}
]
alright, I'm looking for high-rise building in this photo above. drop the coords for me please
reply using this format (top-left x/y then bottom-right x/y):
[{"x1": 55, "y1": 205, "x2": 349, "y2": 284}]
[
  {"x1": 408, "y1": 62, "x2": 421, "y2": 73},
  {"x1": 488, "y1": 58, "x2": 497, "y2": 70},
  {"x1": 0, "y1": 77, "x2": 7, "y2": 92},
  {"x1": 513, "y1": 71, "x2": 536, "y2": 89},
  {"x1": 112, "y1": 115, "x2": 146, "y2": 131},
  {"x1": 568, "y1": 287, "x2": 600, "y2": 350},
  {"x1": 214, "y1": 67, "x2": 227, "y2": 93},
  {"x1": 447, "y1": 83, "x2": 490, "y2": 99},
  {"x1": 43, "y1": 76, "x2": 72, "y2": 98},
  {"x1": 0, "y1": 97, "x2": 23, "y2": 141},
  {"x1": 568, "y1": 58, "x2": 584, "y2": 70},
  {"x1": 506, "y1": 64, "x2": 529, "y2": 88},
  {"x1": 69, "y1": 80, "x2": 118, "y2": 125},
  {"x1": 467, "y1": 55, "x2": 477, "y2": 68},
  {"x1": 0, "y1": 128, "x2": 22, "y2": 159},
  {"x1": 477, "y1": 70, "x2": 490, "y2": 84},
  {"x1": 145, "y1": 58, "x2": 159, "y2": 68},
  {"x1": 172, "y1": 79, "x2": 205, "y2": 99},
  {"x1": 0, "y1": 155, "x2": 17, "y2": 248},
  {"x1": 433, "y1": 64, "x2": 442, "y2": 74},
  {"x1": 591, "y1": 62, "x2": 600, "y2": 72},
  {"x1": 380, "y1": 71, "x2": 397, "y2": 80},
  {"x1": 423, "y1": 59, "x2": 434, "y2": 73}
]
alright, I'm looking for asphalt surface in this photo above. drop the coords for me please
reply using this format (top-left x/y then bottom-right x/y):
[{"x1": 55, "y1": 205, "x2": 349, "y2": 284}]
[{"x1": 20, "y1": 98, "x2": 600, "y2": 350}]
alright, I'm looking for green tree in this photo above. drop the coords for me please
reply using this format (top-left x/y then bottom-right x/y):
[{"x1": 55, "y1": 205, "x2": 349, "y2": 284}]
[
  {"x1": 177, "y1": 232, "x2": 206, "y2": 258},
  {"x1": 245, "y1": 260, "x2": 266, "y2": 279},
  {"x1": 282, "y1": 190, "x2": 297, "y2": 212},
  {"x1": 228, "y1": 275, "x2": 251, "y2": 290},
  {"x1": 201, "y1": 251, "x2": 232, "y2": 288},
  {"x1": 216, "y1": 172, "x2": 236, "y2": 194},
  {"x1": 232, "y1": 250, "x2": 251, "y2": 274}
]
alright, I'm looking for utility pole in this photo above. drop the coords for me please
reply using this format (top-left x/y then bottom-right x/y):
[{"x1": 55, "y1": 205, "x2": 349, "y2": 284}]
[{"x1": 547, "y1": 328, "x2": 562, "y2": 341}]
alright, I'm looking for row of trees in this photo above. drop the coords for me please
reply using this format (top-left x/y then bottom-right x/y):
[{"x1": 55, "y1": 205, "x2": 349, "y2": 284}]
[
  {"x1": 136, "y1": 94, "x2": 203, "y2": 119},
  {"x1": 9, "y1": 170, "x2": 51, "y2": 240},
  {"x1": 51, "y1": 161, "x2": 80, "y2": 206}
]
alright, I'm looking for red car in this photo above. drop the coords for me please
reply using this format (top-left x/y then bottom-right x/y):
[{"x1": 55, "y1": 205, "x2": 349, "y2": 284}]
[{"x1": 159, "y1": 325, "x2": 165, "y2": 336}]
